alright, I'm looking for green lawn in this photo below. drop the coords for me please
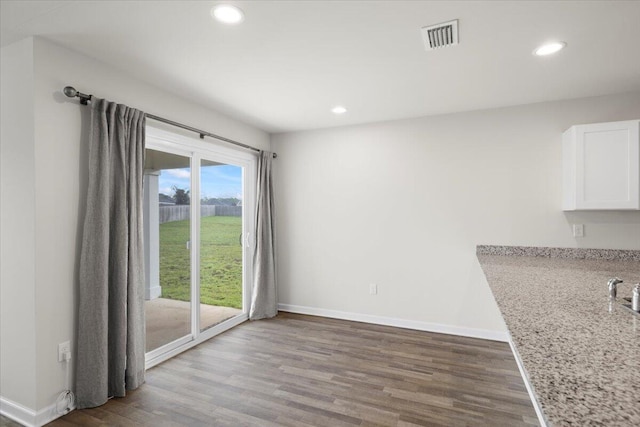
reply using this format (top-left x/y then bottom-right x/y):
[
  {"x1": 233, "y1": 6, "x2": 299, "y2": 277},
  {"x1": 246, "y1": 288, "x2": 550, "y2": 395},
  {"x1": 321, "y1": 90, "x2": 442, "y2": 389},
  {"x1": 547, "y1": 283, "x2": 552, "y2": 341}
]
[{"x1": 159, "y1": 216, "x2": 243, "y2": 308}]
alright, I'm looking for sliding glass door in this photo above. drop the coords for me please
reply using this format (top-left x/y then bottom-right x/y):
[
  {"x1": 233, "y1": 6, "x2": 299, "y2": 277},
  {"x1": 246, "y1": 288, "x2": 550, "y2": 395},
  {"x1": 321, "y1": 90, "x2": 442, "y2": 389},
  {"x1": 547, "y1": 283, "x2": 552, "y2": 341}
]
[
  {"x1": 143, "y1": 149, "x2": 192, "y2": 353},
  {"x1": 143, "y1": 127, "x2": 255, "y2": 366},
  {"x1": 199, "y1": 159, "x2": 244, "y2": 331}
]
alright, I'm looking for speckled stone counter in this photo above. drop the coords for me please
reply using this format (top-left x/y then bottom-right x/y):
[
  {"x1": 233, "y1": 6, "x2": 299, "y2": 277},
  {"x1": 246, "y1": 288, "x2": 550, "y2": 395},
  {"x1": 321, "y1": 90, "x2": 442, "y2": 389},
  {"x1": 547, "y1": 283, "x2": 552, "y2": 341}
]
[{"x1": 477, "y1": 246, "x2": 640, "y2": 427}]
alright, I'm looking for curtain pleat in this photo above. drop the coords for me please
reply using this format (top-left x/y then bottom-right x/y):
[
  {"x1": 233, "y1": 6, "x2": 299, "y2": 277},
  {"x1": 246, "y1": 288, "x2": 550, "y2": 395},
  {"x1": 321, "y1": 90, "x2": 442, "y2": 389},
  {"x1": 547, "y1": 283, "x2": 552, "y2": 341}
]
[
  {"x1": 249, "y1": 151, "x2": 277, "y2": 320},
  {"x1": 76, "y1": 98, "x2": 146, "y2": 408}
]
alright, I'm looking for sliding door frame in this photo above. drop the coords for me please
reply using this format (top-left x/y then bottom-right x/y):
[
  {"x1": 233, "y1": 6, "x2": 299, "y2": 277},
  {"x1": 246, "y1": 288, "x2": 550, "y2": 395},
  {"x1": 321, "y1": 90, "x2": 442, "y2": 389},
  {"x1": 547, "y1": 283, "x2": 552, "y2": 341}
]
[{"x1": 144, "y1": 125, "x2": 256, "y2": 369}]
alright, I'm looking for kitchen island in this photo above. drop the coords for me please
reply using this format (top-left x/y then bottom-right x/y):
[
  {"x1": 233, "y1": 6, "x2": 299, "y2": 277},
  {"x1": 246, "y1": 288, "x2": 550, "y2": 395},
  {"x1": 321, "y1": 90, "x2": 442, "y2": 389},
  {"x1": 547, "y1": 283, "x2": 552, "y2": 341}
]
[{"x1": 477, "y1": 245, "x2": 640, "y2": 426}]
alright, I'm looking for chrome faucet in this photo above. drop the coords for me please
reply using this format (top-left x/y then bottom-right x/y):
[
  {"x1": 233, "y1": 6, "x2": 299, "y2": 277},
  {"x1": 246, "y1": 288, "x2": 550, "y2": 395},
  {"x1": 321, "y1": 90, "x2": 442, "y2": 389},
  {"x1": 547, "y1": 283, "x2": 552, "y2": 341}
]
[{"x1": 608, "y1": 278, "x2": 623, "y2": 299}]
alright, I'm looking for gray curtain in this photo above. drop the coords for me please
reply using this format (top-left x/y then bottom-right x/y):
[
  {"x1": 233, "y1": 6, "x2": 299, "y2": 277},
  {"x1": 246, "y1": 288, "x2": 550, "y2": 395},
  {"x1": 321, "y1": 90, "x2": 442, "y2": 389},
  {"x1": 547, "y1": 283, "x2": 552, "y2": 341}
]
[
  {"x1": 249, "y1": 151, "x2": 277, "y2": 320},
  {"x1": 76, "y1": 98, "x2": 146, "y2": 408}
]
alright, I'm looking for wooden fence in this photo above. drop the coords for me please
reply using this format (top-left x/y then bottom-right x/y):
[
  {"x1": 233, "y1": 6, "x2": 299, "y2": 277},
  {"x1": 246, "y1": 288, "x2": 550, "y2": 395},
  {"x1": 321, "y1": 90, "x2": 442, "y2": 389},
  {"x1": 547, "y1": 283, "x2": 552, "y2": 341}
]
[{"x1": 159, "y1": 205, "x2": 242, "y2": 224}]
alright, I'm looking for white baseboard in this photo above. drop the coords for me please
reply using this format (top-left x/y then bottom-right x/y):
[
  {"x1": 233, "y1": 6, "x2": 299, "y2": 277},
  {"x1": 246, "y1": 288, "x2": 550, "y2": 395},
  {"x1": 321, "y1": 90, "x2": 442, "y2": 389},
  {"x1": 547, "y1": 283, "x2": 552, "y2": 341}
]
[
  {"x1": 277, "y1": 303, "x2": 509, "y2": 342},
  {"x1": 1, "y1": 395, "x2": 75, "y2": 427},
  {"x1": 1, "y1": 396, "x2": 34, "y2": 426}
]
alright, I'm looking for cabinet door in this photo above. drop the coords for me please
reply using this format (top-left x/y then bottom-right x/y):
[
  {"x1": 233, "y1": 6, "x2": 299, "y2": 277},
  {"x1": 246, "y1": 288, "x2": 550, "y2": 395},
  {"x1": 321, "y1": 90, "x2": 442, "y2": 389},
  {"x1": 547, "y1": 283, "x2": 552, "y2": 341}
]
[{"x1": 574, "y1": 120, "x2": 639, "y2": 210}]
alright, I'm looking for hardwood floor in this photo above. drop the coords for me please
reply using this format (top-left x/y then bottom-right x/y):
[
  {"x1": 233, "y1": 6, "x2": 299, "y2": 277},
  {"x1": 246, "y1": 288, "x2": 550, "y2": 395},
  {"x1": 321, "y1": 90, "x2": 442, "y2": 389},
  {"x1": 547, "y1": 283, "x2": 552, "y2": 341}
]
[{"x1": 43, "y1": 312, "x2": 538, "y2": 426}]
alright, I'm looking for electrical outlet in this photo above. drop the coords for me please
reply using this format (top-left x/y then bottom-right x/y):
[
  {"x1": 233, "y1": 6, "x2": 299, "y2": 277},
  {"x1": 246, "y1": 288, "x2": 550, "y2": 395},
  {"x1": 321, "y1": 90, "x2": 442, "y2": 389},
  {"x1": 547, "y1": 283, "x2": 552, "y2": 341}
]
[
  {"x1": 58, "y1": 341, "x2": 71, "y2": 362},
  {"x1": 369, "y1": 283, "x2": 377, "y2": 295},
  {"x1": 572, "y1": 224, "x2": 584, "y2": 238}
]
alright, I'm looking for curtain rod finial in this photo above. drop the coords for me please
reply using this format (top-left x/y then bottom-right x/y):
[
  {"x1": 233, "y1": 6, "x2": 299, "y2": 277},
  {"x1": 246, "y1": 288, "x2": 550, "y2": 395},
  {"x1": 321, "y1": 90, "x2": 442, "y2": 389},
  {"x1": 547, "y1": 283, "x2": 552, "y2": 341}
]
[
  {"x1": 64, "y1": 86, "x2": 91, "y2": 104},
  {"x1": 63, "y1": 86, "x2": 77, "y2": 98}
]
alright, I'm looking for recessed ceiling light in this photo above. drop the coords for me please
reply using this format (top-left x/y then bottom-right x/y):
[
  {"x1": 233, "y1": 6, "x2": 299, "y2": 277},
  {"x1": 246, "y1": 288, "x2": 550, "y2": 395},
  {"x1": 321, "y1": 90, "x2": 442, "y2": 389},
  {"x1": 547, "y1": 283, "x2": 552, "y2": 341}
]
[
  {"x1": 533, "y1": 41, "x2": 566, "y2": 56},
  {"x1": 211, "y1": 4, "x2": 244, "y2": 24},
  {"x1": 331, "y1": 106, "x2": 347, "y2": 114}
]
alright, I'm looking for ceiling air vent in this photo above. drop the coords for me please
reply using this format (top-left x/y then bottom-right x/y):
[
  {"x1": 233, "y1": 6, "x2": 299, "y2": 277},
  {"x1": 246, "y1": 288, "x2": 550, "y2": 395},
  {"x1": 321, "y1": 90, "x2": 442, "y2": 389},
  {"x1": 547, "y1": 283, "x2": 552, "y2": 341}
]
[{"x1": 421, "y1": 19, "x2": 459, "y2": 51}]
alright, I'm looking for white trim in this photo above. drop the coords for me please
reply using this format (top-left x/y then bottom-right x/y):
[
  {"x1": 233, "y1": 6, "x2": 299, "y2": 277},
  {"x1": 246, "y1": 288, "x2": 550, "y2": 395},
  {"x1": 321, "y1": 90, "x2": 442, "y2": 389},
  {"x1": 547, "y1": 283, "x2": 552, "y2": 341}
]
[
  {"x1": 146, "y1": 125, "x2": 258, "y2": 164},
  {"x1": 277, "y1": 304, "x2": 509, "y2": 342},
  {"x1": 145, "y1": 333, "x2": 194, "y2": 363},
  {"x1": 241, "y1": 160, "x2": 256, "y2": 314},
  {"x1": 191, "y1": 154, "x2": 200, "y2": 340},
  {"x1": 1, "y1": 396, "x2": 75, "y2": 427},
  {"x1": 508, "y1": 336, "x2": 549, "y2": 427},
  {"x1": 1, "y1": 397, "x2": 35, "y2": 426}
]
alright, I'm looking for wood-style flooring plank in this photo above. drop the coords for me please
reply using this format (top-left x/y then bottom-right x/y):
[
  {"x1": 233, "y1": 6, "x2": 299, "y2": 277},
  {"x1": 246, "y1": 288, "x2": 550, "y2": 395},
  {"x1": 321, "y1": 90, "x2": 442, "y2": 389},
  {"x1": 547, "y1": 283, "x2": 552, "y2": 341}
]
[{"x1": 44, "y1": 312, "x2": 538, "y2": 426}]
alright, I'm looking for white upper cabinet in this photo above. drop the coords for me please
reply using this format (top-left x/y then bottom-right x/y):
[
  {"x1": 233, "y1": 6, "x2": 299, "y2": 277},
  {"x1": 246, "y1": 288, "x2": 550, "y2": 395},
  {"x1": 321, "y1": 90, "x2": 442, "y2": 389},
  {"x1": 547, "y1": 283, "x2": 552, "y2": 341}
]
[{"x1": 562, "y1": 120, "x2": 639, "y2": 210}]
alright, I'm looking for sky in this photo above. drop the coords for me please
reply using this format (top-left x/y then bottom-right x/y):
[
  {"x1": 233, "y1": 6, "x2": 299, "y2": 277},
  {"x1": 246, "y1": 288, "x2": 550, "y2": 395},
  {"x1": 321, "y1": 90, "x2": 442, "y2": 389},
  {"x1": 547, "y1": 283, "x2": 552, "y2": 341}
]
[{"x1": 159, "y1": 164, "x2": 243, "y2": 200}]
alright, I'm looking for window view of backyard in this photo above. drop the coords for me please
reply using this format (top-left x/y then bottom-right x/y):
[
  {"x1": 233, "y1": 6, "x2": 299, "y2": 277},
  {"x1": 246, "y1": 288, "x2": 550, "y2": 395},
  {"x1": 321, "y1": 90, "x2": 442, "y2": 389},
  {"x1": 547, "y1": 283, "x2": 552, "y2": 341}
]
[
  {"x1": 160, "y1": 216, "x2": 242, "y2": 308},
  {"x1": 144, "y1": 149, "x2": 244, "y2": 352}
]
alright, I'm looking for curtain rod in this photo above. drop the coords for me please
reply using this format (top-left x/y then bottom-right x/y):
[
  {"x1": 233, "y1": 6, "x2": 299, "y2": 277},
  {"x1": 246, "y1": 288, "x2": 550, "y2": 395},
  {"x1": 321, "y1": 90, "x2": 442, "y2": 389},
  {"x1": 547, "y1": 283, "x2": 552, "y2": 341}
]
[{"x1": 63, "y1": 86, "x2": 276, "y2": 158}]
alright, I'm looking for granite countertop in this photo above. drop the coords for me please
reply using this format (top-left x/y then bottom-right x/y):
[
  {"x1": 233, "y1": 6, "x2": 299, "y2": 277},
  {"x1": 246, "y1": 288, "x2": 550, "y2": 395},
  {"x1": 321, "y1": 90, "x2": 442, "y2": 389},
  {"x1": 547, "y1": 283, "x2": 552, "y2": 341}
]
[{"x1": 477, "y1": 245, "x2": 640, "y2": 427}]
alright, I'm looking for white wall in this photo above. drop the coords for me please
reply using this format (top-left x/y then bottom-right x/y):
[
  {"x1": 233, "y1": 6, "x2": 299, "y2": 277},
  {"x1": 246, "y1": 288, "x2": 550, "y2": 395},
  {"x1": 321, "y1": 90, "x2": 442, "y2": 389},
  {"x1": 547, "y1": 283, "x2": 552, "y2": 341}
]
[
  {"x1": 1, "y1": 36, "x2": 270, "y2": 421},
  {"x1": 1, "y1": 38, "x2": 38, "y2": 412},
  {"x1": 272, "y1": 92, "x2": 640, "y2": 337}
]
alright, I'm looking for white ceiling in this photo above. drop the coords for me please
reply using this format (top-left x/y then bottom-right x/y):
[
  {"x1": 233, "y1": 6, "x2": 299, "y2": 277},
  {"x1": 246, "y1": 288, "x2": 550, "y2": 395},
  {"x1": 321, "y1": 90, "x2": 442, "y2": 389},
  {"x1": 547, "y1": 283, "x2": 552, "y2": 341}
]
[{"x1": 2, "y1": 1, "x2": 640, "y2": 133}]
